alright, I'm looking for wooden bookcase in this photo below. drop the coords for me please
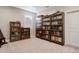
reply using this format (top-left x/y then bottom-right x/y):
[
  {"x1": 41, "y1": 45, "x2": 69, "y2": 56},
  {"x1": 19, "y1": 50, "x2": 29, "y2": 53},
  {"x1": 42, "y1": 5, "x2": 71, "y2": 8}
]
[
  {"x1": 50, "y1": 11, "x2": 64, "y2": 45},
  {"x1": 41, "y1": 15, "x2": 51, "y2": 40},
  {"x1": 10, "y1": 21, "x2": 30, "y2": 42},
  {"x1": 36, "y1": 15, "x2": 51, "y2": 41},
  {"x1": 36, "y1": 16, "x2": 42, "y2": 38},
  {"x1": 36, "y1": 28, "x2": 42, "y2": 38},
  {"x1": 21, "y1": 28, "x2": 30, "y2": 39},
  {"x1": 10, "y1": 21, "x2": 21, "y2": 42},
  {"x1": 36, "y1": 11, "x2": 64, "y2": 45}
]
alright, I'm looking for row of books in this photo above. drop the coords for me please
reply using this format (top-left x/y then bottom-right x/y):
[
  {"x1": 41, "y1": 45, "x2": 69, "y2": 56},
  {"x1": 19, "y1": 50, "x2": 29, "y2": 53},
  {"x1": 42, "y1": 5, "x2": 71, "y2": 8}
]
[
  {"x1": 10, "y1": 23, "x2": 20, "y2": 27},
  {"x1": 53, "y1": 15, "x2": 62, "y2": 20},
  {"x1": 52, "y1": 21, "x2": 62, "y2": 25},
  {"x1": 36, "y1": 34, "x2": 49, "y2": 39},
  {"x1": 11, "y1": 28, "x2": 20, "y2": 32},
  {"x1": 23, "y1": 29, "x2": 30, "y2": 32},
  {"x1": 42, "y1": 31, "x2": 49, "y2": 34},
  {"x1": 37, "y1": 31, "x2": 49, "y2": 34},
  {"x1": 51, "y1": 32, "x2": 63, "y2": 36},
  {"x1": 41, "y1": 35, "x2": 49, "y2": 39},
  {"x1": 42, "y1": 18, "x2": 50, "y2": 21},
  {"x1": 52, "y1": 26, "x2": 63, "y2": 31},
  {"x1": 51, "y1": 36, "x2": 62, "y2": 42},
  {"x1": 11, "y1": 32, "x2": 20, "y2": 36},
  {"x1": 11, "y1": 37, "x2": 20, "y2": 41},
  {"x1": 42, "y1": 26, "x2": 50, "y2": 30},
  {"x1": 43, "y1": 22, "x2": 50, "y2": 25}
]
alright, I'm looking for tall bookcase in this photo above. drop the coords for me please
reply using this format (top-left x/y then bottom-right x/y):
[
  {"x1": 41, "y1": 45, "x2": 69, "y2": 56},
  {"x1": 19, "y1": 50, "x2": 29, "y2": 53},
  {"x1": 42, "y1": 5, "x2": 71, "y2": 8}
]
[
  {"x1": 36, "y1": 15, "x2": 51, "y2": 40},
  {"x1": 36, "y1": 15, "x2": 51, "y2": 41},
  {"x1": 50, "y1": 11, "x2": 64, "y2": 45},
  {"x1": 41, "y1": 15, "x2": 51, "y2": 40},
  {"x1": 36, "y1": 15, "x2": 43, "y2": 38},
  {"x1": 10, "y1": 21, "x2": 21, "y2": 42},
  {"x1": 36, "y1": 11, "x2": 64, "y2": 45}
]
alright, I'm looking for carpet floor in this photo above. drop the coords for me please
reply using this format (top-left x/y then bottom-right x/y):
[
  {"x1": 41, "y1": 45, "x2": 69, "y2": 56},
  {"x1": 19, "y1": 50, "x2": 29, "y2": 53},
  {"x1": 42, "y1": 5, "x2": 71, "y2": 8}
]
[{"x1": 0, "y1": 38, "x2": 79, "y2": 53}]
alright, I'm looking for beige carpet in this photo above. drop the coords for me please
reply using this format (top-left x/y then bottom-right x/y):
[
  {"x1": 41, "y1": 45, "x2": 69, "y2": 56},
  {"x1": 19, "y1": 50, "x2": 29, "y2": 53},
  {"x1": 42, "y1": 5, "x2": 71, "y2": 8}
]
[{"x1": 0, "y1": 37, "x2": 79, "y2": 53}]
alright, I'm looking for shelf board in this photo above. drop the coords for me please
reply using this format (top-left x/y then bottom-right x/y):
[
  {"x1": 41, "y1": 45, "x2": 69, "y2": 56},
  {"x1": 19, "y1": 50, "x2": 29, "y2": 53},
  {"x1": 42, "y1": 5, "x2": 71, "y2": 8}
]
[
  {"x1": 51, "y1": 24, "x2": 63, "y2": 26},
  {"x1": 36, "y1": 33, "x2": 49, "y2": 35},
  {"x1": 40, "y1": 37, "x2": 50, "y2": 40},
  {"x1": 51, "y1": 30, "x2": 63, "y2": 32},
  {"x1": 42, "y1": 25, "x2": 50, "y2": 26},
  {"x1": 42, "y1": 29, "x2": 50, "y2": 31},
  {"x1": 41, "y1": 33, "x2": 49, "y2": 35},
  {"x1": 51, "y1": 19, "x2": 62, "y2": 21},
  {"x1": 42, "y1": 20, "x2": 50, "y2": 22},
  {"x1": 53, "y1": 13, "x2": 63, "y2": 16},
  {"x1": 51, "y1": 35, "x2": 63, "y2": 37},
  {"x1": 51, "y1": 40, "x2": 64, "y2": 45},
  {"x1": 10, "y1": 26, "x2": 20, "y2": 28}
]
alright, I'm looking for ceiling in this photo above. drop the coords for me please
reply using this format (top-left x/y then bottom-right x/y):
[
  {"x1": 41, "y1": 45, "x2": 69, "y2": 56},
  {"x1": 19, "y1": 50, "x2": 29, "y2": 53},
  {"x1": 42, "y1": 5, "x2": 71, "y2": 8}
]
[
  {"x1": 15, "y1": 6, "x2": 51, "y2": 13},
  {"x1": 15, "y1": 6, "x2": 70, "y2": 14}
]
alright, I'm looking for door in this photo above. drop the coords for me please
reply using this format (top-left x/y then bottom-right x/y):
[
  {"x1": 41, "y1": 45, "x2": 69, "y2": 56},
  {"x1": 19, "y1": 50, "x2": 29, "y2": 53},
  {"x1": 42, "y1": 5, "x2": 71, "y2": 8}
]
[{"x1": 67, "y1": 11, "x2": 79, "y2": 47}]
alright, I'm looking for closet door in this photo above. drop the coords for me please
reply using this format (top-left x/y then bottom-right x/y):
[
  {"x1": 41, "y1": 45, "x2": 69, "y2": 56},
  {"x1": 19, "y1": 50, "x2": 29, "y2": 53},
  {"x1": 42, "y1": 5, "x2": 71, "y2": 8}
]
[{"x1": 67, "y1": 11, "x2": 79, "y2": 47}]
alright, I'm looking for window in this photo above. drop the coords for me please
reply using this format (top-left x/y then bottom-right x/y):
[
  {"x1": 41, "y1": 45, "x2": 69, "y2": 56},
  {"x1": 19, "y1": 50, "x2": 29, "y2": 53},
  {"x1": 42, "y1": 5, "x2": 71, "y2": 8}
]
[{"x1": 25, "y1": 17, "x2": 33, "y2": 28}]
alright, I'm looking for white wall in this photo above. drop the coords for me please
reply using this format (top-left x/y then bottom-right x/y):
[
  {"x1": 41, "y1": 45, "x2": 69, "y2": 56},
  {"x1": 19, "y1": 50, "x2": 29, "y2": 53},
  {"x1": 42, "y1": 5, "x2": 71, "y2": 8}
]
[
  {"x1": 37, "y1": 6, "x2": 79, "y2": 46},
  {"x1": 0, "y1": 6, "x2": 36, "y2": 41}
]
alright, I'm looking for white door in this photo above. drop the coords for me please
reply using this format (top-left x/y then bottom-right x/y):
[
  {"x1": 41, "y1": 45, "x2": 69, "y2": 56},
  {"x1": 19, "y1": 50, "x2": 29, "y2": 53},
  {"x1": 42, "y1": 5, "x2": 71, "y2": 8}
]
[{"x1": 67, "y1": 11, "x2": 79, "y2": 47}]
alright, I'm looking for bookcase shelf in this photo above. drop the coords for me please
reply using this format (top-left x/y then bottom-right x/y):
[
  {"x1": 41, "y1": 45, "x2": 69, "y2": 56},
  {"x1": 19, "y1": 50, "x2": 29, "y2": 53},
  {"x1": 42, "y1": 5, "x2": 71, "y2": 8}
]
[
  {"x1": 36, "y1": 15, "x2": 51, "y2": 41},
  {"x1": 51, "y1": 11, "x2": 64, "y2": 45},
  {"x1": 36, "y1": 11, "x2": 64, "y2": 45},
  {"x1": 21, "y1": 28, "x2": 30, "y2": 39}
]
